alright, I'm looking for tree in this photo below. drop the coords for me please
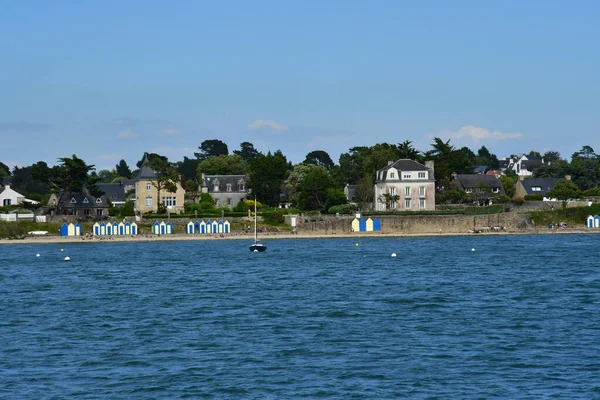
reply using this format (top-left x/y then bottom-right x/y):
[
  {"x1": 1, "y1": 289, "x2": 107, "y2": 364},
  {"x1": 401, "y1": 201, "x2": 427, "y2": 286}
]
[
  {"x1": 543, "y1": 150, "x2": 561, "y2": 164},
  {"x1": 97, "y1": 169, "x2": 120, "y2": 183},
  {"x1": 546, "y1": 179, "x2": 581, "y2": 210},
  {"x1": 194, "y1": 139, "x2": 229, "y2": 160},
  {"x1": 355, "y1": 176, "x2": 374, "y2": 210},
  {"x1": 233, "y1": 142, "x2": 259, "y2": 162},
  {"x1": 303, "y1": 150, "x2": 334, "y2": 169},
  {"x1": 499, "y1": 175, "x2": 517, "y2": 199},
  {"x1": 247, "y1": 150, "x2": 288, "y2": 207},
  {"x1": 0, "y1": 161, "x2": 11, "y2": 178},
  {"x1": 31, "y1": 155, "x2": 99, "y2": 216},
  {"x1": 10, "y1": 163, "x2": 50, "y2": 198},
  {"x1": 378, "y1": 193, "x2": 401, "y2": 210},
  {"x1": 397, "y1": 140, "x2": 421, "y2": 160},
  {"x1": 176, "y1": 156, "x2": 200, "y2": 183},
  {"x1": 297, "y1": 166, "x2": 339, "y2": 211},
  {"x1": 146, "y1": 156, "x2": 180, "y2": 213},
  {"x1": 115, "y1": 159, "x2": 132, "y2": 179},
  {"x1": 136, "y1": 153, "x2": 168, "y2": 169},
  {"x1": 196, "y1": 154, "x2": 247, "y2": 176},
  {"x1": 571, "y1": 145, "x2": 596, "y2": 160}
]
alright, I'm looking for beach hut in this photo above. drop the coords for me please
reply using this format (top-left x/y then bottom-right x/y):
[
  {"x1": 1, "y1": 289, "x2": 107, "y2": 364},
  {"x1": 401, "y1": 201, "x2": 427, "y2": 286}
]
[
  {"x1": 205, "y1": 220, "x2": 213, "y2": 234},
  {"x1": 351, "y1": 218, "x2": 360, "y2": 232},
  {"x1": 199, "y1": 220, "x2": 207, "y2": 234},
  {"x1": 373, "y1": 218, "x2": 381, "y2": 231},
  {"x1": 130, "y1": 222, "x2": 138, "y2": 235},
  {"x1": 112, "y1": 222, "x2": 119, "y2": 235},
  {"x1": 595, "y1": 215, "x2": 600, "y2": 228},
  {"x1": 166, "y1": 221, "x2": 173, "y2": 234},
  {"x1": 211, "y1": 220, "x2": 218, "y2": 233},
  {"x1": 60, "y1": 223, "x2": 69, "y2": 236},
  {"x1": 217, "y1": 220, "x2": 224, "y2": 233},
  {"x1": 125, "y1": 222, "x2": 131, "y2": 235},
  {"x1": 93, "y1": 222, "x2": 101, "y2": 236},
  {"x1": 223, "y1": 220, "x2": 230, "y2": 233},
  {"x1": 99, "y1": 222, "x2": 107, "y2": 235},
  {"x1": 74, "y1": 223, "x2": 82, "y2": 236},
  {"x1": 587, "y1": 215, "x2": 595, "y2": 228},
  {"x1": 366, "y1": 218, "x2": 374, "y2": 232},
  {"x1": 118, "y1": 222, "x2": 125, "y2": 235},
  {"x1": 358, "y1": 218, "x2": 367, "y2": 232},
  {"x1": 152, "y1": 221, "x2": 160, "y2": 235},
  {"x1": 194, "y1": 221, "x2": 201, "y2": 233},
  {"x1": 187, "y1": 221, "x2": 194, "y2": 234}
]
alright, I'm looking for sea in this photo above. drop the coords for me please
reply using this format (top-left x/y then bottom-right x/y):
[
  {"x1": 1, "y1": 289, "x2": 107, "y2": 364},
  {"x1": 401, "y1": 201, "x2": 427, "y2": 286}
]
[{"x1": 1, "y1": 234, "x2": 599, "y2": 399}]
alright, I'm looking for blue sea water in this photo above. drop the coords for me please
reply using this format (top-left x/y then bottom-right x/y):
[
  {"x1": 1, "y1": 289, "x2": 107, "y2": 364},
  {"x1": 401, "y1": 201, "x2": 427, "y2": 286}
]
[{"x1": 1, "y1": 234, "x2": 599, "y2": 399}]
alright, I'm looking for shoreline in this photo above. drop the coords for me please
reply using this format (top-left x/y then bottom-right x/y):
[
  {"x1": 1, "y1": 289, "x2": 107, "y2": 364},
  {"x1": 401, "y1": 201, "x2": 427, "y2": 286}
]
[{"x1": 1, "y1": 227, "x2": 599, "y2": 245}]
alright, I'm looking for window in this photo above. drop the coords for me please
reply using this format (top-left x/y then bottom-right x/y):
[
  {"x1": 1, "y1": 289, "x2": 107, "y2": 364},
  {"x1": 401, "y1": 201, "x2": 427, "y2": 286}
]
[
  {"x1": 3, "y1": 199, "x2": 11, "y2": 206},
  {"x1": 492, "y1": 187, "x2": 499, "y2": 193},
  {"x1": 83, "y1": 198, "x2": 89, "y2": 204},
  {"x1": 465, "y1": 188, "x2": 472, "y2": 193},
  {"x1": 226, "y1": 183, "x2": 232, "y2": 192},
  {"x1": 213, "y1": 183, "x2": 219, "y2": 192},
  {"x1": 239, "y1": 182, "x2": 245, "y2": 191},
  {"x1": 227, "y1": 198, "x2": 232, "y2": 207},
  {"x1": 403, "y1": 173, "x2": 412, "y2": 179},
  {"x1": 390, "y1": 187, "x2": 396, "y2": 196},
  {"x1": 96, "y1": 198, "x2": 103, "y2": 203},
  {"x1": 96, "y1": 209, "x2": 103, "y2": 216},
  {"x1": 162, "y1": 196, "x2": 177, "y2": 207},
  {"x1": 418, "y1": 172, "x2": 426, "y2": 178},
  {"x1": 419, "y1": 199, "x2": 426, "y2": 208},
  {"x1": 419, "y1": 187, "x2": 425, "y2": 197},
  {"x1": 70, "y1": 197, "x2": 77, "y2": 204},
  {"x1": 83, "y1": 209, "x2": 91, "y2": 216},
  {"x1": 145, "y1": 196, "x2": 152, "y2": 207},
  {"x1": 390, "y1": 172, "x2": 395, "y2": 179},
  {"x1": 405, "y1": 199, "x2": 411, "y2": 209},
  {"x1": 405, "y1": 187, "x2": 411, "y2": 197},
  {"x1": 146, "y1": 183, "x2": 152, "y2": 191},
  {"x1": 531, "y1": 186, "x2": 542, "y2": 192}
]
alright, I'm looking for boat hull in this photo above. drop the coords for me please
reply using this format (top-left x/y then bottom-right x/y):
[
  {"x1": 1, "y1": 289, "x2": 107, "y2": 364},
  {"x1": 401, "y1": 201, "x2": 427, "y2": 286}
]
[{"x1": 249, "y1": 244, "x2": 267, "y2": 252}]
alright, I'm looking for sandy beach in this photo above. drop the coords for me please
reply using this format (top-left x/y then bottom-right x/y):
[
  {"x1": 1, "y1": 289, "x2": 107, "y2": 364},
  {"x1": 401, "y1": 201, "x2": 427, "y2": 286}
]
[{"x1": 1, "y1": 227, "x2": 598, "y2": 245}]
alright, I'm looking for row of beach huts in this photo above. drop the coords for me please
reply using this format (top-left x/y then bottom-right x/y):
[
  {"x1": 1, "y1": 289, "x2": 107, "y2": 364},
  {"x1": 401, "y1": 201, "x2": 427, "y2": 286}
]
[{"x1": 58, "y1": 217, "x2": 383, "y2": 236}]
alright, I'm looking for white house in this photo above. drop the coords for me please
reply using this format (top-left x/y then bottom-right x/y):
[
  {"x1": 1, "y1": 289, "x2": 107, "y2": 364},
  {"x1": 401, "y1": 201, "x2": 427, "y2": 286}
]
[
  {"x1": 373, "y1": 159, "x2": 436, "y2": 211},
  {"x1": 0, "y1": 183, "x2": 26, "y2": 206}
]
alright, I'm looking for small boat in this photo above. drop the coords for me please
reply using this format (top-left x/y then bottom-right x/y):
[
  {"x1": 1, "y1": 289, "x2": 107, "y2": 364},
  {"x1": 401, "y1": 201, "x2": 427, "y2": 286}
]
[{"x1": 249, "y1": 198, "x2": 267, "y2": 252}]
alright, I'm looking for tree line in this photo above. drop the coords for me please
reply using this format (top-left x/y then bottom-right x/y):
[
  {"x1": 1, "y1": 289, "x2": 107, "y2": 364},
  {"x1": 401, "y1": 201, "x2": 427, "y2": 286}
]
[{"x1": 1, "y1": 139, "x2": 599, "y2": 213}]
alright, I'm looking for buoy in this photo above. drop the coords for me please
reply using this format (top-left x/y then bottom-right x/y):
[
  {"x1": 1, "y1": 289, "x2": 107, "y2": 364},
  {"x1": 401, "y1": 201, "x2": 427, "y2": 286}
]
[
  {"x1": 65, "y1": 256, "x2": 71, "y2": 261},
  {"x1": 471, "y1": 248, "x2": 475, "y2": 252},
  {"x1": 60, "y1": 248, "x2": 64, "y2": 252},
  {"x1": 36, "y1": 253, "x2": 40, "y2": 257},
  {"x1": 391, "y1": 253, "x2": 397, "y2": 257},
  {"x1": 355, "y1": 243, "x2": 359, "y2": 247}
]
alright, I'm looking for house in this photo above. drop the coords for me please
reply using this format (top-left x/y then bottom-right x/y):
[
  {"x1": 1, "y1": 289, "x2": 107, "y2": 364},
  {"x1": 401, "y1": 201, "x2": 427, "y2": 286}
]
[
  {"x1": 97, "y1": 182, "x2": 129, "y2": 207},
  {"x1": 344, "y1": 184, "x2": 357, "y2": 204},
  {"x1": 0, "y1": 179, "x2": 39, "y2": 206},
  {"x1": 454, "y1": 174, "x2": 505, "y2": 206},
  {"x1": 200, "y1": 173, "x2": 247, "y2": 209},
  {"x1": 502, "y1": 154, "x2": 543, "y2": 176},
  {"x1": 134, "y1": 153, "x2": 186, "y2": 214},
  {"x1": 0, "y1": 182, "x2": 25, "y2": 206},
  {"x1": 515, "y1": 177, "x2": 562, "y2": 201},
  {"x1": 373, "y1": 159, "x2": 436, "y2": 211},
  {"x1": 47, "y1": 190, "x2": 109, "y2": 217}
]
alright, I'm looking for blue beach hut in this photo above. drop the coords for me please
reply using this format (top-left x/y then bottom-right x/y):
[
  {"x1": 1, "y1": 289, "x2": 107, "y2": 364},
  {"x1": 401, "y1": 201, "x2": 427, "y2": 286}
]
[
  {"x1": 93, "y1": 222, "x2": 100, "y2": 235},
  {"x1": 60, "y1": 223, "x2": 69, "y2": 236},
  {"x1": 373, "y1": 218, "x2": 381, "y2": 231},
  {"x1": 223, "y1": 220, "x2": 230, "y2": 233},
  {"x1": 166, "y1": 221, "x2": 173, "y2": 234},
  {"x1": 187, "y1": 221, "x2": 194, "y2": 234},
  {"x1": 152, "y1": 221, "x2": 160, "y2": 235},
  {"x1": 99, "y1": 222, "x2": 106, "y2": 235},
  {"x1": 131, "y1": 223, "x2": 137, "y2": 235},
  {"x1": 358, "y1": 218, "x2": 367, "y2": 232},
  {"x1": 587, "y1": 215, "x2": 594, "y2": 228},
  {"x1": 74, "y1": 223, "x2": 82, "y2": 236}
]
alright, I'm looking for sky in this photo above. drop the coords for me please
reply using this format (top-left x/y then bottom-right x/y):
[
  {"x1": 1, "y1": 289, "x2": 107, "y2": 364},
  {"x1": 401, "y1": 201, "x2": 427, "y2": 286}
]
[{"x1": 1, "y1": 0, "x2": 599, "y2": 172}]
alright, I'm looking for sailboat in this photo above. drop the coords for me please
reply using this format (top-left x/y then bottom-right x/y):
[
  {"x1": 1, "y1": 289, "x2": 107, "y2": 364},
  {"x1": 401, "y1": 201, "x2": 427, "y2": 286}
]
[{"x1": 249, "y1": 198, "x2": 267, "y2": 252}]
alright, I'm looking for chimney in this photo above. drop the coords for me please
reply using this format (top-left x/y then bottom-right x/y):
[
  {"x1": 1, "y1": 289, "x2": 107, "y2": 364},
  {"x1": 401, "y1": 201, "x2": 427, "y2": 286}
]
[
  {"x1": 388, "y1": 161, "x2": 394, "y2": 165},
  {"x1": 519, "y1": 175, "x2": 525, "y2": 181},
  {"x1": 425, "y1": 160, "x2": 434, "y2": 172}
]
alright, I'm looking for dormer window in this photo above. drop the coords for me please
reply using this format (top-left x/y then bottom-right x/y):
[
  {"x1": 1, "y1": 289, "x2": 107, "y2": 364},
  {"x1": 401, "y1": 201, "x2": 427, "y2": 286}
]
[
  {"x1": 96, "y1": 198, "x2": 103, "y2": 203},
  {"x1": 226, "y1": 183, "x2": 232, "y2": 192},
  {"x1": 403, "y1": 173, "x2": 411, "y2": 179},
  {"x1": 83, "y1": 198, "x2": 89, "y2": 204},
  {"x1": 239, "y1": 182, "x2": 245, "y2": 191},
  {"x1": 418, "y1": 172, "x2": 426, "y2": 178},
  {"x1": 390, "y1": 173, "x2": 395, "y2": 179},
  {"x1": 70, "y1": 197, "x2": 77, "y2": 204},
  {"x1": 492, "y1": 188, "x2": 499, "y2": 193}
]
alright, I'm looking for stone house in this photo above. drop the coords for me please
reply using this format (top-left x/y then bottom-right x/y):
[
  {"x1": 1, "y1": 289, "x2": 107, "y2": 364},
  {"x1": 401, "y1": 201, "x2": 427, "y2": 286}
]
[
  {"x1": 200, "y1": 173, "x2": 248, "y2": 209},
  {"x1": 514, "y1": 177, "x2": 562, "y2": 201},
  {"x1": 373, "y1": 160, "x2": 436, "y2": 211},
  {"x1": 47, "y1": 191, "x2": 109, "y2": 217},
  {"x1": 454, "y1": 174, "x2": 505, "y2": 206},
  {"x1": 134, "y1": 154, "x2": 186, "y2": 214}
]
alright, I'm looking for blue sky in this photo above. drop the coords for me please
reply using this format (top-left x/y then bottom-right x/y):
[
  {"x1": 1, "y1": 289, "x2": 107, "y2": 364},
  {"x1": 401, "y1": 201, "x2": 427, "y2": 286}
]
[{"x1": 1, "y1": 0, "x2": 598, "y2": 171}]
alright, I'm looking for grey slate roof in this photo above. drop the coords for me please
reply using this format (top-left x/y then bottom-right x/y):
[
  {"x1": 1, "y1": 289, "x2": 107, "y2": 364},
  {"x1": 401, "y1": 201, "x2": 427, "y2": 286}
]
[
  {"x1": 58, "y1": 192, "x2": 109, "y2": 208},
  {"x1": 202, "y1": 174, "x2": 247, "y2": 193},
  {"x1": 455, "y1": 174, "x2": 506, "y2": 194},
  {"x1": 519, "y1": 178, "x2": 561, "y2": 195},
  {"x1": 377, "y1": 159, "x2": 431, "y2": 181},
  {"x1": 136, "y1": 154, "x2": 158, "y2": 180},
  {"x1": 97, "y1": 183, "x2": 128, "y2": 203},
  {"x1": 472, "y1": 166, "x2": 489, "y2": 174}
]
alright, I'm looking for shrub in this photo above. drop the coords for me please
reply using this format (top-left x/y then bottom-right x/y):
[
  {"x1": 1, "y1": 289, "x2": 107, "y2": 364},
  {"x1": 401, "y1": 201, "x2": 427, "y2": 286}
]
[
  {"x1": 327, "y1": 203, "x2": 357, "y2": 215},
  {"x1": 262, "y1": 210, "x2": 285, "y2": 224},
  {"x1": 120, "y1": 200, "x2": 135, "y2": 217}
]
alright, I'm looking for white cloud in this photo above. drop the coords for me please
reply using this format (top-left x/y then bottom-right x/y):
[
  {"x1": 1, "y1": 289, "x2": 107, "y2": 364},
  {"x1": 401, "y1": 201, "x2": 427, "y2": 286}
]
[
  {"x1": 118, "y1": 130, "x2": 137, "y2": 139},
  {"x1": 158, "y1": 128, "x2": 179, "y2": 136},
  {"x1": 439, "y1": 125, "x2": 523, "y2": 141},
  {"x1": 248, "y1": 119, "x2": 289, "y2": 132}
]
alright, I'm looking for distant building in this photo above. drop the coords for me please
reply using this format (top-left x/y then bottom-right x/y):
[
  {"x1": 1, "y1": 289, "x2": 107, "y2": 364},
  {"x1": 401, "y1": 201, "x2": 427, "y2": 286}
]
[
  {"x1": 454, "y1": 174, "x2": 505, "y2": 206},
  {"x1": 47, "y1": 190, "x2": 109, "y2": 217},
  {"x1": 373, "y1": 159, "x2": 436, "y2": 211},
  {"x1": 97, "y1": 182, "x2": 129, "y2": 207},
  {"x1": 515, "y1": 177, "x2": 562, "y2": 201},
  {"x1": 134, "y1": 153, "x2": 185, "y2": 214},
  {"x1": 200, "y1": 173, "x2": 248, "y2": 209}
]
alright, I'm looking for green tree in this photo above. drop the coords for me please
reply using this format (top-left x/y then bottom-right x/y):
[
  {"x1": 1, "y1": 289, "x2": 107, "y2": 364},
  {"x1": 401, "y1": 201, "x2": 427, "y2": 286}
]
[
  {"x1": 0, "y1": 161, "x2": 11, "y2": 178},
  {"x1": 303, "y1": 150, "x2": 335, "y2": 169},
  {"x1": 546, "y1": 179, "x2": 581, "y2": 210},
  {"x1": 248, "y1": 150, "x2": 288, "y2": 207},
  {"x1": 233, "y1": 142, "x2": 259, "y2": 162},
  {"x1": 115, "y1": 159, "x2": 132, "y2": 178},
  {"x1": 543, "y1": 150, "x2": 561, "y2": 164},
  {"x1": 499, "y1": 175, "x2": 517, "y2": 199},
  {"x1": 297, "y1": 166, "x2": 338, "y2": 211},
  {"x1": 378, "y1": 193, "x2": 401, "y2": 210},
  {"x1": 11, "y1": 163, "x2": 50, "y2": 198},
  {"x1": 146, "y1": 156, "x2": 180, "y2": 213},
  {"x1": 397, "y1": 140, "x2": 421, "y2": 160},
  {"x1": 324, "y1": 188, "x2": 348, "y2": 212},
  {"x1": 196, "y1": 154, "x2": 247, "y2": 176},
  {"x1": 355, "y1": 176, "x2": 374, "y2": 210},
  {"x1": 194, "y1": 139, "x2": 229, "y2": 160},
  {"x1": 32, "y1": 155, "x2": 99, "y2": 216},
  {"x1": 175, "y1": 156, "x2": 200, "y2": 183}
]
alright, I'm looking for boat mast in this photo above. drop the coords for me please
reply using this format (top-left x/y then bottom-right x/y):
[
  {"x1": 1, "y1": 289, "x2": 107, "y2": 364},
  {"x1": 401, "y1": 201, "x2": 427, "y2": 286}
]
[{"x1": 254, "y1": 197, "x2": 257, "y2": 243}]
